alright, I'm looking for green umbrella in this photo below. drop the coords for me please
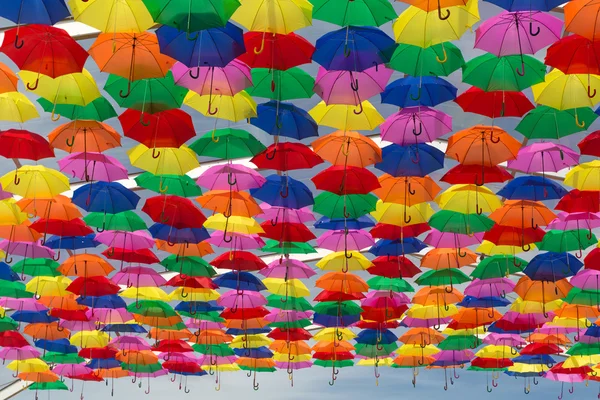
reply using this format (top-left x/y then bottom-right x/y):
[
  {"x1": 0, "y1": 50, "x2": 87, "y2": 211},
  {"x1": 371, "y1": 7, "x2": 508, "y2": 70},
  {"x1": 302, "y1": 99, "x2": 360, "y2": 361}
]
[
  {"x1": 269, "y1": 319, "x2": 312, "y2": 329},
  {"x1": 314, "y1": 360, "x2": 354, "y2": 368},
  {"x1": 246, "y1": 68, "x2": 314, "y2": 101},
  {"x1": 564, "y1": 287, "x2": 600, "y2": 306},
  {"x1": 84, "y1": 211, "x2": 147, "y2": 232},
  {"x1": 42, "y1": 352, "x2": 85, "y2": 364},
  {"x1": 189, "y1": 128, "x2": 266, "y2": 159},
  {"x1": 462, "y1": 54, "x2": 546, "y2": 92},
  {"x1": 193, "y1": 343, "x2": 235, "y2": 357},
  {"x1": 538, "y1": 229, "x2": 597, "y2": 253},
  {"x1": 0, "y1": 281, "x2": 33, "y2": 299},
  {"x1": 12, "y1": 258, "x2": 60, "y2": 277},
  {"x1": 126, "y1": 300, "x2": 177, "y2": 318},
  {"x1": 415, "y1": 269, "x2": 471, "y2": 287},
  {"x1": 134, "y1": 172, "x2": 202, "y2": 197},
  {"x1": 389, "y1": 42, "x2": 464, "y2": 77},
  {"x1": 367, "y1": 276, "x2": 414, "y2": 292},
  {"x1": 437, "y1": 335, "x2": 481, "y2": 351},
  {"x1": 468, "y1": 366, "x2": 507, "y2": 372},
  {"x1": 29, "y1": 381, "x2": 68, "y2": 391},
  {"x1": 37, "y1": 97, "x2": 117, "y2": 122},
  {"x1": 566, "y1": 342, "x2": 600, "y2": 356},
  {"x1": 154, "y1": 322, "x2": 187, "y2": 330},
  {"x1": 310, "y1": 0, "x2": 396, "y2": 26},
  {"x1": 141, "y1": 0, "x2": 240, "y2": 32},
  {"x1": 160, "y1": 255, "x2": 216, "y2": 277},
  {"x1": 429, "y1": 210, "x2": 495, "y2": 234},
  {"x1": 122, "y1": 362, "x2": 164, "y2": 373},
  {"x1": 179, "y1": 310, "x2": 224, "y2": 322},
  {"x1": 470, "y1": 255, "x2": 526, "y2": 279},
  {"x1": 314, "y1": 192, "x2": 378, "y2": 219},
  {"x1": 267, "y1": 295, "x2": 313, "y2": 311},
  {"x1": 516, "y1": 106, "x2": 597, "y2": 139},
  {"x1": 238, "y1": 365, "x2": 277, "y2": 373},
  {"x1": 261, "y1": 239, "x2": 317, "y2": 254},
  {"x1": 105, "y1": 72, "x2": 188, "y2": 115},
  {"x1": 355, "y1": 343, "x2": 398, "y2": 357},
  {"x1": 0, "y1": 317, "x2": 18, "y2": 332},
  {"x1": 313, "y1": 301, "x2": 363, "y2": 316}
]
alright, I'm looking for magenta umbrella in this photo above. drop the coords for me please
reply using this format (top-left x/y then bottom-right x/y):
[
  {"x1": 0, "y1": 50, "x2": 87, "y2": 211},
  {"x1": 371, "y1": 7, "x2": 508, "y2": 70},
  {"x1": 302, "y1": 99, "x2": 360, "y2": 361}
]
[
  {"x1": 112, "y1": 266, "x2": 167, "y2": 287},
  {"x1": 537, "y1": 325, "x2": 580, "y2": 335},
  {"x1": 109, "y1": 336, "x2": 151, "y2": 351},
  {"x1": 0, "y1": 184, "x2": 12, "y2": 201},
  {"x1": 547, "y1": 211, "x2": 600, "y2": 231},
  {"x1": 507, "y1": 143, "x2": 579, "y2": 174},
  {"x1": 0, "y1": 346, "x2": 40, "y2": 360},
  {"x1": 380, "y1": 106, "x2": 452, "y2": 145},
  {"x1": 58, "y1": 152, "x2": 128, "y2": 182},
  {"x1": 0, "y1": 241, "x2": 55, "y2": 262},
  {"x1": 275, "y1": 361, "x2": 312, "y2": 370},
  {"x1": 264, "y1": 309, "x2": 313, "y2": 323},
  {"x1": 464, "y1": 278, "x2": 515, "y2": 298},
  {"x1": 401, "y1": 316, "x2": 453, "y2": 328},
  {"x1": 171, "y1": 60, "x2": 252, "y2": 96},
  {"x1": 207, "y1": 232, "x2": 265, "y2": 250},
  {"x1": 59, "y1": 320, "x2": 97, "y2": 331},
  {"x1": 258, "y1": 204, "x2": 314, "y2": 224},
  {"x1": 424, "y1": 229, "x2": 483, "y2": 248},
  {"x1": 500, "y1": 311, "x2": 554, "y2": 326},
  {"x1": 361, "y1": 295, "x2": 407, "y2": 308},
  {"x1": 158, "y1": 352, "x2": 197, "y2": 362},
  {"x1": 198, "y1": 355, "x2": 237, "y2": 366},
  {"x1": 185, "y1": 320, "x2": 224, "y2": 330},
  {"x1": 316, "y1": 229, "x2": 374, "y2": 251},
  {"x1": 483, "y1": 333, "x2": 527, "y2": 347},
  {"x1": 87, "y1": 308, "x2": 134, "y2": 324},
  {"x1": 570, "y1": 269, "x2": 600, "y2": 290},
  {"x1": 364, "y1": 291, "x2": 411, "y2": 304},
  {"x1": 0, "y1": 298, "x2": 47, "y2": 311},
  {"x1": 314, "y1": 65, "x2": 392, "y2": 105},
  {"x1": 217, "y1": 290, "x2": 266, "y2": 308},
  {"x1": 259, "y1": 258, "x2": 316, "y2": 279},
  {"x1": 197, "y1": 163, "x2": 266, "y2": 191},
  {"x1": 95, "y1": 230, "x2": 155, "y2": 250},
  {"x1": 54, "y1": 363, "x2": 93, "y2": 378}
]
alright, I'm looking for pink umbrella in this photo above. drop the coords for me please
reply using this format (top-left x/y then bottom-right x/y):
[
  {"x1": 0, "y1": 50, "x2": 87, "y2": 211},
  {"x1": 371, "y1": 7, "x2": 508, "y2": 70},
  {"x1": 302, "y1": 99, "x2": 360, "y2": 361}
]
[
  {"x1": 0, "y1": 346, "x2": 40, "y2": 360},
  {"x1": 58, "y1": 152, "x2": 128, "y2": 182},
  {"x1": 0, "y1": 241, "x2": 55, "y2": 261},
  {"x1": 464, "y1": 278, "x2": 515, "y2": 298},
  {"x1": 424, "y1": 229, "x2": 483, "y2": 248},
  {"x1": 197, "y1": 163, "x2": 266, "y2": 191},
  {"x1": 109, "y1": 336, "x2": 151, "y2": 351},
  {"x1": 501, "y1": 311, "x2": 554, "y2": 326},
  {"x1": 314, "y1": 65, "x2": 392, "y2": 105},
  {"x1": 258, "y1": 204, "x2": 314, "y2": 224},
  {"x1": 171, "y1": 60, "x2": 252, "y2": 96},
  {"x1": 548, "y1": 212, "x2": 600, "y2": 231},
  {"x1": 0, "y1": 298, "x2": 47, "y2": 312},
  {"x1": 264, "y1": 310, "x2": 312, "y2": 323},
  {"x1": 87, "y1": 308, "x2": 133, "y2": 324},
  {"x1": 59, "y1": 320, "x2": 97, "y2": 331},
  {"x1": 54, "y1": 363, "x2": 93, "y2": 378},
  {"x1": 275, "y1": 361, "x2": 312, "y2": 370},
  {"x1": 537, "y1": 325, "x2": 580, "y2": 334},
  {"x1": 259, "y1": 258, "x2": 316, "y2": 279},
  {"x1": 112, "y1": 266, "x2": 166, "y2": 287},
  {"x1": 507, "y1": 143, "x2": 579, "y2": 174},
  {"x1": 433, "y1": 349, "x2": 474, "y2": 363},
  {"x1": 316, "y1": 229, "x2": 374, "y2": 251},
  {"x1": 207, "y1": 232, "x2": 265, "y2": 250},
  {"x1": 158, "y1": 352, "x2": 197, "y2": 362},
  {"x1": 361, "y1": 295, "x2": 407, "y2": 308},
  {"x1": 401, "y1": 316, "x2": 453, "y2": 328},
  {"x1": 570, "y1": 269, "x2": 600, "y2": 290},
  {"x1": 95, "y1": 230, "x2": 155, "y2": 250},
  {"x1": 364, "y1": 291, "x2": 411, "y2": 304},
  {"x1": 217, "y1": 290, "x2": 266, "y2": 308},
  {"x1": 198, "y1": 355, "x2": 237, "y2": 365},
  {"x1": 483, "y1": 333, "x2": 527, "y2": 347},
  {"x1": 380, "y1": 107, "x2": 452, "y2": 145},
  {"x1": 185, "y1": 320, "x2": 224, "y2": 331}
]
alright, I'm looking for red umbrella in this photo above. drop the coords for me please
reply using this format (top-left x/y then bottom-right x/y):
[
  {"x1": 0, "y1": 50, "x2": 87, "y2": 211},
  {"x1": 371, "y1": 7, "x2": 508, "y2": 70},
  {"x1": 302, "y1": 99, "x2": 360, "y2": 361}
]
[
  {"x1": 555, "y1": 189, "x2": 600, "y2": 213},
  {"x1": 221, "y1": 306, "x2": 270, "y2": 320},
  {"x1": 545, "y1": 35, "x2": 600, "y2": 75},
  {"x1": 519, "y1": 343, "x2": 561, "y2": 355},
  {"x1": 313, "y1": 290, "x2": 364, "y2": 302},
  {"x1": 251, "y1": 142, "x2": 323, "y2": 172},
  {"x1": 259, "y1": 221, "x2": 316, "y2": 243},
  {"x1": 441, "y1": 165, "x2": 513, "y2": 185},
  {"x1": 153, "y1": 340, "x2": 193, "y2": 353},
  {"x1": 71, "y1": 373, "x2": 103, "y2": 382},
  {"x1": 355, "y1": 320, "x2": 400, "y2": 330},
  {"x1": 578, "y1": 130, "x2": 600, "y2": 157},
  {"x1": 211, "y1": 251, "x2": 267, "y2": 271},
  {"x1": 0, "y1": 130, "x2": 54, "y2": 160},
  {"x1": 584, "y1": 248, "x2": 600, "y2": 270},
  {"x1": 49, "y1": 309, "x2": 89, "y2": 321},
  {"x1": 313, "y1": 352, "x2": 354, "y2": 361},
  {"x1": 470, "y1": 357, "x2": 513, "y2": 369},
  {"x1": 66, "y1": 277, "x2": 120, "y2": 297},
  {"x1": 118, "y1": 109, "x2": 195, "y2": 149},
  {"x1": 483, "y1": 225, "x2": 546, "y2": 247},
  {"x1": 142, "y1": 196, "x2": 206, "y2": 229},
  {"x1": 268, "y1": 328, "x2": 312, "y2": 341},
  {"x1": 101, "y1": 248, "x2": 159, "y2": 264},
  {"x1": 238, "y1": 32, "x2": 314, "y2": 70},
  {"x1": 312, "y1": 166, "x2": 380, "y2": 195},
  {"x1": 455, "y1": 87, "x2": 534, "y2": 118},
  {"x1": 162, "y1": 361, "x2": 202, "y2": 374},
  {"x1": 78, "y1": 347, "x2": 118, "y2": 359},
  {"x1": 368, "y1": 255, "x2": 421, "y2": 278},
  {"x1": 164, "y1": 275, "x2": 217, "y2": 289},
  {"x1": 369, "y1": 223, "x2": 430, "y2": 240},
  {"x1": 0, "y1": 331, "x2": 29, "y2": 348},
  {"x1": 0, "y1": 25, "x2": 88, "y2": 87},
  {"x1": 31, "y1": 218, "x2": 93, "y2": 238},
  {"x1": 362, "y1": 305, "x2": 407, "y2": 322}
]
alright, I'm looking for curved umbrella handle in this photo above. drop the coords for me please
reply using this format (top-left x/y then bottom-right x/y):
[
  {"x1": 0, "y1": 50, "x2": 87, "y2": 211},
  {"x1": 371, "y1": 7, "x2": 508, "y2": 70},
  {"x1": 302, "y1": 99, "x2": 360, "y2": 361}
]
[
  {"x1": 13, "y1": 173, "x2": 20, "y2": 185},
  {"x1": 350, "y1": 77, "x2": 359, "y2": 92},
  {"x1": 353, "y1": 101, "x2": 363, "y2": 115},
  {"x1": 66, "y1": 135, "x2": 75, "y2": 147},
  {"x1": 575, "y1": 113, "x2": 586, "y2": 128},
  {"x1": 410, "y1": 148, "x2": 420, "y2": 164},
  {"x1": 254, "y1": 34, "x2": 266, "y2": 55},
  {"x1": 438, "y1": 7, "x2": 450, "y2": 20},
  {"x1": 589, "y1": 85, "x2": 597, "y2": 99},
  {"x1": 26, "y1": 78, "x2": 39, "y2": 91},
  {"x1": 51, "y1": 110, "x2": 61, "y2": 121},
  {"x1": 140, "y1": 113, "x2": 151, "y2": 126},
  {"x1": 227, "y1": 172, "x2": 237, "y2": 186},
  {"x1": 14, "y1": 35, "x2": 24, "y2": 49},
  {"x1": 489, "y1": 130, "x2": 501, "y2": 144},
  {"x1": 412, "y1": 122, "x2": 422, "y2": 136},
  {"x1": 407, "y1": 182, "x2": 416, "y2": 195},
  {"x1": 207, "y1": 101, "x2": 218, "y2": 116},
  {"x1": 436, "y1": 46, "x2": 448, "y2": 64},
  {"x1": 152, "y1": 148, "x2": 161, "y2": 159},
  {"x1": 52, "y1": 250, "x2": 61, "y2": 261},
  {"x1": 487, "y1": 385, "x2": 493, "y2": 393},
  {"x1": 345, "y1": 248, "x2": 353, "y2": 259},
  {"x1": 119, "y1": 80, "x2": 132, "y2": 98},
  {"x1": 343, "y1": 43, "x2": 351, "y2": 58},
  {"x1": 403, "y1": 211, "x2": 412, "y2": 224},
  {"x1": 529, "y1": 22, "x2": 540, "y2": 36},
  {"x1": 410, "y1": 87, "x2": 421, "y2": 101},
  {"x1": 341, "y1": 140, "x2": 351, "y2": 156},
  {"x1": 96, "y1": 222, "x2": 105, "y2": 233},
  {"x1": 159, "y1": 180, "x2": 169, "y2": 194},
  {"x1": 188, "y1": 68, "x2": 200, "y2": 80},
  {"x1": 265, "y1": 147, "x2": 277, "y2": 160},
  {"x1": 186, "y1": 31, "x2": 199, "y2": 41},
  {"x1": 516, "y1": 62, "x2": 525, "y2": 77},
  {"x1": 457, "y1": 248, "x2": 467, "y2": 257},
  {"x1": 343, "y1": 205, "x2": 351, "y2": 219},
  {"x1": 280, "y1": 184, "x2": 289, "y2": 198}
]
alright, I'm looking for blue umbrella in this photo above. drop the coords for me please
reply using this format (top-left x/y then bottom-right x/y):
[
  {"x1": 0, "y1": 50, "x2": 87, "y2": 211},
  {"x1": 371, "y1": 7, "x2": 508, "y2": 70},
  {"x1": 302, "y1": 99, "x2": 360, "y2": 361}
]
[
  {"x1": 483, "y1": 0, "x2": 564, "y2": 11},
  {"x1": 44, "y1": 234, "x2": 99, "y2": 250},
  {"x1": 313, "y1": 26, "x2": 396, "y2": 72},
  {"x1": 523, "y1": 252, "x2": 583, "y2": 281},
  {"x1": 72, "y1": 182, "x2": 139, "y2": 213},
  {"x1": 584, "y1": 325, "x2": 600, "y2": 338},
  {"x1": 226, "y1": 328, "x2": 271, "y2": 335},
  {"x1": 102, "y1": 324, "x2": 147, "y2": 333},
  {"x1": 213, "y1": 271, "x2": 266, "y2": 291},
  {"x1": 174, "y1": 301, "x2": 223, "y2": 314},
  {"x1": 355, "y1": 330, "x2": 397, "y2": 345},
  {"x1": 313, "y1": 313, "x2": 360, "y2": 327},
  {"x1": 314, "y1": 215, "x2": 375, "y2": 230},
  {"x1": 250, "y1": 101, "x2": 318, "y2": 140},
  {"x1": 34, "y1": 339, "x2": 77, "y2": 354},
  {"x1": 0, "y1": 262, "x2": 21, "y2": 282},
  {"x1": 486, "y1": 322, "x2": 535, "y2": 335},
  {"x1": 497, "y1": 176, "x2": 568, "y2": 201},
  {"x1": 375, "y1": 143, "x2": 445, "y2": 177},
  {"x1": 233, "y1": 347, "x2": 273, "y2": 358},
  {"x1": 148, "y1": 223, "x2": 210, "y2": 244},
  {"x1": 250, "y1": 174, "x2": 314, "y2": 209},
  {"x1": 369, "y1": 238, "x2": 427, "y2": 256},
  {"x1": 0, "y1": 0, "x2": 70, "y2": 25},
  {"x1": 86, "y1": 358, "x2": 121, "y2": 369},
  {"x1": 512, "y1": 354, "x2": 555, "y2": 365},
  {"x1": 156, "y1": 23, "x2": 245, "y2": 68},
  {"x1": 457, "y1": 295, "x2": 511, "y2": 308},
  {"x1": 11, "y1": 310, "x2": 57, "y2": 323},
  {"x1": 77, "y1": 294, "x2": 126, "y2": 309},
  {"x1": 381, "y1": 77, "x2": 458, "y2": 108}
]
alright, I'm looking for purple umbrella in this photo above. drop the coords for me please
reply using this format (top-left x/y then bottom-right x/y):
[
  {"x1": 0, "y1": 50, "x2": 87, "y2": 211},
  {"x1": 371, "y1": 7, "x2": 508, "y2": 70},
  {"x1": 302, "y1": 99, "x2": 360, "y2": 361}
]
[
  {"x1": 464, "y1": 278, "x2": 515, "y2": 298},
  {"x1": 259, "y1": 258, "x2": 316, "y2": 279},
  {"x1": 53, "y1": 363, "x2": 93, "y2": 378},
  {"x1": 264, "y1": 309, "x2": 313, "y2": 323},
  {"x1": 58, "y1": 152, "x2": 128, "y2": 182},
  {"x1": 207, "y1": 231, "x2": 265, "y2": 250},
  {"x1": 275, "y1": 361, "x2": 312, "y2": 370},
  {"x1": 258, "y1": 204, "x2": 315, "y2": 224},
  {"x1": 217, "y1": 290, "x2": 266, "y2": 308},
  {"x1": 87, "y1": 308, "x2": 134, "y2": 324},
  {"x1": 158, "y1": 352, "x2": 197, "y2": 362},
  {"x1": 316, "y1": 229, "x2": 374, "y2": 251},
  {"x1": 507, "y1": 143, "x2": 579, "y2": 174},
  {"x1": 185, "y1": 320, "x2": 224, "y2": 330},
  {"x1": 501, "y1": 311, "x2": 554, "y2": 326},
  {"x1": 314, "y1": 65, "x2": 392, "y2": 105},
  {"x1": 95, "y1": 230, "x2": 155, "y2": 250},
  {"x1": 112, "y1": 266, "x2": 166, "y2": 287},
  {"x1": 171, "y1": 60, "x2": 252, "y2": 96},
  {"x1": 401, "y1": 316, "x2": 453, "y2": 328},
  {"x1": 570, "y1": 269, "x2": 600, "y2": 290},
  {"x1": 424, "y1": 229, "x2": 483, "y2": 248},
  {"x1": 364, "y1": 291, "x2": 411, "y2": 304},
  {"x1": 483, "y1": 333, "x2": 526, "y2": 347},
  {"x1": 547, "y1": 211, "x2": 600, "y2": 231},
  {"x1": 197, "y1": 163, "x2": 266, "y2": 191},
  {"x1": 0, "y1": 241, "x2": 55, "y2": 261},
  {"x1": 380, "y1": 107, "x2": 452, "y2": 145},
  {"x1": 0, "y1": 346, "x2": 40, "y2": 360},
  {"x1": 432, "y1": 349, "x2": 474, "y2": 364},
  {"x1": 109, "y1": 335, "x2": 151, "y2": 351},
  {"x1": 0, "y1": 298, "x2": 47, "y2": 312},
  {"x1": 59, "y1": 320, "x2": 97, "y2": 331}
]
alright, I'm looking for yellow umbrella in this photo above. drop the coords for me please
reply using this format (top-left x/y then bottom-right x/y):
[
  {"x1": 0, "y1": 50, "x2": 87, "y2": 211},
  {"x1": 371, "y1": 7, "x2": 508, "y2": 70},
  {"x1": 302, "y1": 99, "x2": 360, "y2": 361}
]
[
  {"x1": 442, "y1": 327, "x2": 485, "y2": 336},
  {"x1": 532, "y1": 69, "x2": 600, "y2": 110},
  {"x1": 510, "y1": 298, "x2": 562, "y2": 314},
  {"x1": 0, "y1": 199, "x2": 29, "y2": 226},
  {"x1": 232, "y1": 0, "x2": 312, "y2": 34},
  {"x1": 68, "y1": 0, "x2": 154, "y2": 33},
  {"x1": 475, "y1": 345, "x2": 517, "y2": 359},
  {"x1": 393, "y1": 0, "x2": 479, "y2": 48},
  {"x1": 203, "y1": 214, "x2": 264, "y2": 235},
  {"x1": 309, "y1": 100, "x2": 383, "y2": 131},
  {"x1": 316, "y1": 251, "x2": 373, "y2": 271},
  {"x1": 19, "y1": 70, "x2": 101, "y2": 109},
  {"x1": 565, "y1": 160, "x2": 600, "y2": 191},
  {"x1": 184, "y1": 91, "x2": 257, "y2": 122},
  {"x1": 7, "y1": 359, "x2": 49, "y2": 373},
  {"x1": 70, "y1": 331, "x2": 109, "y2": 348},
  {"x1": 0, "y1": 166, "x2": 70, "y2": 199},
  {"x1": 127, "y1": 144, "x2": 199, "y2": 176},
  {"x1": 435, "y1": 184, "x2": 502, "y2": 214},
  {"x1": 26, "y1": 276, "x2": 72, "y2": 297},
  {"x1": 230, "y1": 334, "x2": 271, "y2": 348},
  {"x1": 371, "y1": 200, "x2": 434, "y2": 227},
  {"x1": 545, "y1": 317, "x2": 589, "y2": 329},
  {"x1": 406, "y1": 304, "x2": 458, "y2": 319},
  {"x1": 508, "y1": 363, "x2": 547, "y2": 374},
  {"x1": 397, "y1": 344, "x2": 439, "y2": 357},
  {"x1": 273, "y1": 353, "x2": 312, "y2": 362},
  {"x1": 168, "y1": 288, "x2": 219, "y2": 302},
  {"x1": 357, "y1": 358, "x2": 394, "y2": 367},
  {"x1": 262, "y1": 278, "x2": 310, "y2": 297},
  {"x1": 563, "y1": 355, "x2": 600, "y2": 368},
  {"x1": 477, "y1": 240, "x2": 535, "y2": 256},
  {"x1": 313, "y1": 327, "x2": 356, "y2": 341},
  {"x1": 121, "y1": 287, "x2": 169, "y2": 302},
  {"x1": 0, "y1": 92, "x2": 39, "y2": 123}
]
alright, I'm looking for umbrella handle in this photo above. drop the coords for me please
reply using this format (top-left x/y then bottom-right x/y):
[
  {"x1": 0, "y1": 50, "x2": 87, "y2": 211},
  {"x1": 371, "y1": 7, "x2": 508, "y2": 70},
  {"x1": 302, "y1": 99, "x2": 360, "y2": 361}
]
[
  {"x1": 280, "y1": 184, "x2": 289, "y2": 198},
  {"x1": 107, "y1": 247, "x2": 115, "y2": 256},
  {"x1": 254, "y1": 35, "x2": 266, "y2": 55},
  {"x1": 437, "y1": 6, "x2": 450, "y2": 20},
  {"x1": 343, "y1": 43, "x2": 351, "y2": 58},
  {"x1": 487, "y1": 385, "x2": 493, "y2": 393},
  {"x1": 140, "y1": 113, "x2": 151, "y2": 126},
  {"x1": 529, "y1": 22, "x2": 540, "y2": 36},
  {"x1": 151, "y1": 148, "x2": 161, "y2": 159},
  {"x1": 207, "y1": 102, "x2": 218, "y2": 116},
  {"x1": 344, "y1": 248, "x2": 353, "y2": 259},
  {"x1": 435, "y1": 47, "x2": 448, "y2": 64},
  {"x1": 412, "y1": 122, "x2": 422, "y2": 136},
  {"x1": 589, "y1": 85, "x2": 597, "y2": 99},
  {"x1": 457, "y1": 248, "x2": 467, "y2": 257},
  {"x1": 350, "y1": 78, "x2": 359, "y2": 92},
  {"x1": 353, "y1": 101, "x2": 363, "y2": 115},
  {"x1": 51, "y1": 110, "x2": 61, "y2": 121},
  {"x1": 407, "y1": 182, "x2": 416, "y2": 195},
  {"x1": 531, "y1": 218, "x2": 538, "y2": 230},
  {"x1": 265, "y1": 147, "x2": 277, "y2": 160},
  {"x1": 188, "y1": 68, "x2": 200, "y2": 79},
  {"x1": 341, "y1": 140, "x2": 351, "y2": 156},
  {"x1": 489, "y1": 131, "x2": 500, "y2": 144},
  {"x1": 14, "y1": 35, "x2": 24, "y2": 49},
  {"x1": 66, "y1": 135, "x2": 75, "y2": 147},
  {"x1": 119, "y1": 80, "x2": 132, "y2": 98},
  {"x1": 343, "y1": 205, "x2": 351, "y2": 219},
  {"x1": 186, "y1": 31, "x2": 199, "y2": 41},
  {"x1": 492, "y1": 380, "x2": 498, "y2": 388},
  {"x1": 409, "y1": 87, "x2": 421, "y2": 101},
  {"x1": 575, "y1": 113, "x2": 586, "y2": 128},
  {"x1": 13, "y1": 173, "x2": 20, "y2": 185},
  {"x1": 227, "y1": 172, "x2": 237, "y2": 186},
  {"x1": 516, "y1": 62, "x2": 525, "y2": 77},
  {"x1": 521, "y1": 243, "x2": 531, "y2": 252},
  {"x1": 410, "y1": 148, "x2": 420, "y2": 164},
  {"x1": 26, "y1": 78, "x2": 39, "y2": 91},
  {"x1": 403, "y1": 211, "x2": 412, "y2": 224},
  {"x1": 524, "y1": 385, "x2": 530, "y2": 395}
]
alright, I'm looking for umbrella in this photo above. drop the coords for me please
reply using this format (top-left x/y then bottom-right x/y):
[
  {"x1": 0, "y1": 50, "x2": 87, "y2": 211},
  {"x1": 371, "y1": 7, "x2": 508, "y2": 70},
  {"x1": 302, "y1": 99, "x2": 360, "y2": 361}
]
[
  {"x1": 314, "y1": 65, "x2": 392, "y2": 106},
  {"x1": 375, "y1": 143, "x2": 445, "y2": 177},
  {"x1": 455, "y1": 88, "x2": 534, "y2": 118},
  {"x1": 68, "y1": 0, "x2": 154, "y2": 33},
  {"x1": 58, "y1": 152, "x2": 128, "y2": 182},
  {"x1": 0, "y1": 166, "x2": 69, "y2": 199},
  {"x1": 238, "y1": 32, "x2": 314, "y2": 70},
  {"x1": 72, "y1": 182, "x2": 139, "y2": 213},
  {"x1": 142, "y1": 0, "x2": 240, "y2": 31},
  {"x1": 0, "y1": 92, "x2": 39, "y2": 123},
  {"x1": 0, "y1": 130, "x2": 53, "y2": 161},
  {"x1": 380, "y1": 107, "x2": 452, "y2": 145},
  {"x1": 389, "y1": 42, "x2": 464, "y2": 77},
  {"x1": 508, "y1": 143, "x2": 579, "y2": 174},
  {"x1": 251, "y1": 143, "x2": 323, "y2": 171},
  {"x1": 250, "y1": 101, "x2": 317, "y2": 139},
  {"x1": 532, "y1": 69, "x2": 600, "y2": 110},
  {"x1": 381, "y1": 76, "x2": 458, "y2": 108},
  {"x1": 311, "y1": 0, "x2": 396, "y2": 26},
  {"x1": 48, "y1": 120, "x2": 121, "y2": 153},
  {"x1": 119, "y1": 109, "x2": 194, "y2": 148},
  {"x1": 565, "y1": 0, "x2": 600, "y2": 41},
  {"x1": 231, "y1": 0, "x2": 312, "y2": 34},
  {"x1": 172, "y1": 60, "x2": 252, "y2": 96},
  {"x1": 247, "y1": 67, "x2": 314, "y2": 101},
  {"x1": 37, "y1": 96, "x2": 117, "y2": 122},
  {"x1": 517, "y1": 106, "x2": 597, "y2": 139},
  {"x1": 134, "y1": 173, "x2": 202, "y2": 197},
  {"x1": 127, "y1": 144, "x2": 199, "y2": 176},
  {"x1": 197, "y1": 164, "x2": 265, "y2": 191}
]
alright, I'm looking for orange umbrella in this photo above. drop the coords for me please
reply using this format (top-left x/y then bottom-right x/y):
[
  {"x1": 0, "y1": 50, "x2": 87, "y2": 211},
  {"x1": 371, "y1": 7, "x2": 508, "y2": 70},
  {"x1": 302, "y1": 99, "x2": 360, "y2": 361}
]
[
  {"x1": 236, "y1": 358, "x2": 275, "y2": 369},
  {"x1": 420, "y1": 248, "x2": 477, "y2": 270},
  {"x1": 196, "y1": 190, "x2": 262, "y2": 218},
  {"x1": 489, "y1": 200, "x2": 556, "y2": 228},
  {"x1": 116, "y1": 350, "x2": 158, "y2": 365},
  {"x1": 399, "y1": 328, "x2": 445, "y2": 345},
  {"x1": 312, "y1": 340, "x2": 355, "y2": 353},
  {"x1": 565, "y1": 0, "x2": 600, "y2": 41},
  {"x1": 192, "y1": 330, "x2": 232, "y2": 345},
  {"x1": 133, "y1": 314, "x2": 182, "y2": 327},
  {"x1": 527, "y1": 333, "x2": 570, "y2": 346},
  {"x1": 393, "y1": 354, "x2": 435, "y2": 367},
  {"x1": 269, "y1": 340, "x2": 312, "y2": 355},
  {"x1": 89, "y1": 33, "x2": 174, "y2": 97},
  {"x1": 556, "y1": 304, "x2": 600, "y2": 319},
  {"x1": 450, "y1": 307, "x2": 502, "y2": 329},
  {"x1": 513, "y1": 276, "x2": 572, "y2": 302},
  {"x1": 412, "y1": 287, "x2": 464, "y2": 307},
  {"x1": 225, "y1": 318, "x2": 269, "y2": 330},
  {"x1": 373, "y1": 174, "x2": 441, "y2": 205},
  {"x1": 18, "y1": 371, "x2": 58, "y2": 383},
  {"x1": 23, "y1": 322, "x2": 70, "y2": 340},
  {"x1": 57, "y1": 254, "x2": 114, "y2": 277},
  {"x1": 17, "y1": 195, "x2": 82, "y2": 221},
  {"x1": 398, "y1": 0, "x2": 468, "y2": 12},
  {"x1": 0, "y1": 222, "x2": 42, "y2": 242},
  {"x1": 446, "y1": 125, "x2": 521, "y2": 166},
  {"x1": 37, "y1": 294, "x2": 83, "y2": 311},
  {"x1": 312, "y1": 131, "x2": 382, "y2": 167},
  {"x1": 0, "y1": 62, "x2": 18, "y2": 94},
  {"x1": 95, "y1": 368, "x2": 129, "y2": 379},
  {"x1": 149, "y1": 327, "x2": 193, "y2": 341},
  {"x1": 155, "y1": 240, "x2": 213, "y2": 257},
  {"x1": 48, "y1": 120, "x2": 121, "y2": 153},
  {"x1": 315, "y1": 272, "x2": 369, "y2": 293}
]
